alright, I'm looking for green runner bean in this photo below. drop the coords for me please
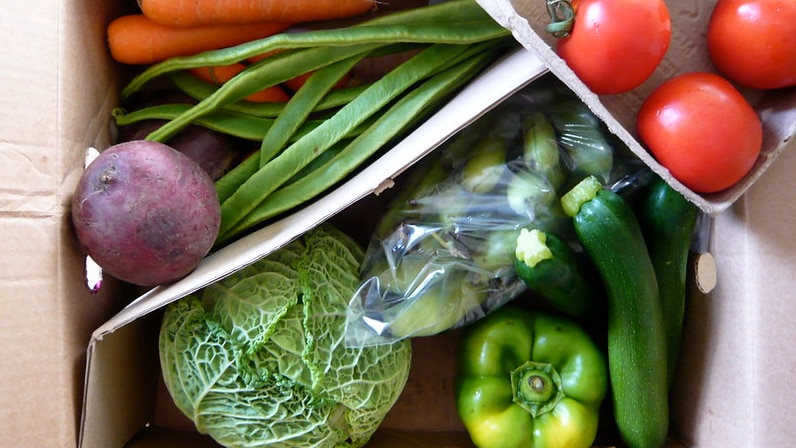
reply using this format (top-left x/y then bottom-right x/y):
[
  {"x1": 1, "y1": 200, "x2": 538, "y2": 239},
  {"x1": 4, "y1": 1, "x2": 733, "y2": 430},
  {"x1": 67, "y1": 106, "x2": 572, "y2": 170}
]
[
  {"x1": 167, "y1": 70, "x2": 369, "y2": 118},
  {"x1": 121, "y1": 7, "x2": 510, "y2": 100},
  {"x1": 216, "y1": 40, "x2": 509, "y2": 244},
  {"x1": 145, "y1": 43, "x2": 384, "y2": 143},
  {"x1": 215, "y1": 42, "x2": 492, "y2": 240},
  {"x1": 357, "y1": 0, "x2": 498, "y2": 27},
  {"x1": 113, "y1": 104, "x2": 279, "y2": 141},
  {"x1": 258, "y1": 52, "x2": 368, "y2": 167},
  {"x1": 213, "y1": 114, "x2": 379, "y2": 202}
]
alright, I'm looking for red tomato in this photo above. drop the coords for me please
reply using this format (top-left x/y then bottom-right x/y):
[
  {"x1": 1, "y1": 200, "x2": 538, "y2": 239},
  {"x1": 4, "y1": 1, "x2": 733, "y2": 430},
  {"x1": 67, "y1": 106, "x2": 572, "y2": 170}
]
[
  {"x1": 707, "y1": 0, "x2": 796, "y2": 90},
  {"x1": 556, "y1": 0, "x2": 671, "y2": 95},
  {"x1": 637, "y1": 72, "x2": 762, "y2": 193}
]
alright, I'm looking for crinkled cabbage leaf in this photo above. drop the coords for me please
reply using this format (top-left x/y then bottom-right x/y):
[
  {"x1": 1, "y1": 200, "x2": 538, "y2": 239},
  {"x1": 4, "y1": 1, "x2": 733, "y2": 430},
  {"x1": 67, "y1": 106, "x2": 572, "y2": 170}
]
[{"x1": 159, "y1": 225, "x2": 412, "y2": 447}]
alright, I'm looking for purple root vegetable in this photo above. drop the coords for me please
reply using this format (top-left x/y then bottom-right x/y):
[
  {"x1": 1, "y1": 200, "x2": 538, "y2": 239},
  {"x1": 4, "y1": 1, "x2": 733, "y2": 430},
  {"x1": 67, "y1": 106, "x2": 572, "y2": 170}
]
[
  {"x1": 116, "y1": 120, "x2": 243, "y2": 181},
  {"x1": 116, "y1": 90, "x2": 244, "y2": 181},
  {"x1": 71, "y1": 140, "x2": 221, "y2": 286}
]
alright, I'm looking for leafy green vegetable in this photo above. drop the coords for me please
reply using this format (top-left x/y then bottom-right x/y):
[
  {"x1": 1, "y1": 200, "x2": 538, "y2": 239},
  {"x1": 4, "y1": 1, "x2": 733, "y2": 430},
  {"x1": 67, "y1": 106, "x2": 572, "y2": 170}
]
[{"x1": 159, "y1": 225, "x2": 412, "y2": 448}]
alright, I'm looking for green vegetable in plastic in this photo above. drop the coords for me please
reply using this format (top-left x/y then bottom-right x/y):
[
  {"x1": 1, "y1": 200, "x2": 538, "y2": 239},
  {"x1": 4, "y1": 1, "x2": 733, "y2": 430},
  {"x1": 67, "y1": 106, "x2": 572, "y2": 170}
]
[
  {"x1": 158, "y1": 225, "x2": 412, "y2": 448},
  {"x1": 547, "y1": 96, "x2": 614, "y2": 185},
  {"x1": 522, "y1": 111, "x2": 566, "y2": 191}
]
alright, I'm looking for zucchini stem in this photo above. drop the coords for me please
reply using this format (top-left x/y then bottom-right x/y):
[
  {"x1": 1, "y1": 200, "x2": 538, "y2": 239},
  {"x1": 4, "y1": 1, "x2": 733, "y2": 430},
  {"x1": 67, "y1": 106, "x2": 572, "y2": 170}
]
[
  {"x1": 561, "y1": 175, "x2": 603, "y2": 217},
  {"x1": 515, "y1": 228, "x2": 553, "y2": 268}
]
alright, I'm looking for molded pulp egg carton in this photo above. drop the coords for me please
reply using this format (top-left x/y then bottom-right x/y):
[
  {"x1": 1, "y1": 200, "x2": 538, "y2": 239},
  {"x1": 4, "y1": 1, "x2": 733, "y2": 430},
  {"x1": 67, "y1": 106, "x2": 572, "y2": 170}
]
[{"x1": 476, "y1": 0, "x2": 796, "y2": 216}]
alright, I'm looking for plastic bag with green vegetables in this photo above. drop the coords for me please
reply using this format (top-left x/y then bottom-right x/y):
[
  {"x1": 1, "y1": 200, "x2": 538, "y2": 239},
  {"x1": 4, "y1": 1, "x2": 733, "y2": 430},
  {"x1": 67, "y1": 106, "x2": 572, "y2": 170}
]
[
  {"x1": 345, "y1": 83, "x2": 625, "y2": 346},
  {"x1": 158, "y1": 225, "x2": 411, "y2": 448}
]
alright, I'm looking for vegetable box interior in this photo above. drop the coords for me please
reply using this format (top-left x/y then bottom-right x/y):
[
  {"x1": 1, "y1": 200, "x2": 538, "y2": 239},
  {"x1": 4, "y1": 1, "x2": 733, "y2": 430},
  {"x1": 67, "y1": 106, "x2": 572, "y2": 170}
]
[{"x1": 2, "y1": 0, "x2": 796, "y2": 447}]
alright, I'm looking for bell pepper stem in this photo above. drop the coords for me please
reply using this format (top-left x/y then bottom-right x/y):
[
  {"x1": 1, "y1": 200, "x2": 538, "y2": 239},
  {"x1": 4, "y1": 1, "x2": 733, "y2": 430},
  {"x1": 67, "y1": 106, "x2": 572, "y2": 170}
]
[{"x1": 511, "y1": 361, "x2": 565, "y2": 418}]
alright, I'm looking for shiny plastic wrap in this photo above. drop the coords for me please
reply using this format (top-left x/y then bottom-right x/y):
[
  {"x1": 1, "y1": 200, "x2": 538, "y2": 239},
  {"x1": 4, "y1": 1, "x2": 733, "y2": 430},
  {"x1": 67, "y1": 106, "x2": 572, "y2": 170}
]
[{"x1": 345, "y1": 81, "x2": 648, "y2": 346}]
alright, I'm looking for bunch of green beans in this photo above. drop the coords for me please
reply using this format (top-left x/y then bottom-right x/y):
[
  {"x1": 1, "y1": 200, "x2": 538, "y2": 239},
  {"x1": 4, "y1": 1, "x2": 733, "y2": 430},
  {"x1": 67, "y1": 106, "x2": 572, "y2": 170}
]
[{"x1": 113, "y1": 0, "x2": 516, "y2": 246}]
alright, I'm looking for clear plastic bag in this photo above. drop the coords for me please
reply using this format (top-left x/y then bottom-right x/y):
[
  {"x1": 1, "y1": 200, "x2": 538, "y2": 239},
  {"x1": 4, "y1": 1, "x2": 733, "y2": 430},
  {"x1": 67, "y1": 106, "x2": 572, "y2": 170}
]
[{"x1": 345, "y1": 82, "x2": 645, "y2": 347}]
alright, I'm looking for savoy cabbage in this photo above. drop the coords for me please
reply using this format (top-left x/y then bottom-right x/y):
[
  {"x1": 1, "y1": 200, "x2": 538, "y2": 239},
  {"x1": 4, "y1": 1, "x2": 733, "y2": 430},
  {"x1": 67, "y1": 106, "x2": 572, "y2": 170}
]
[{"x1": 159, "y1": 225, "x2": 412, "y2": 447}]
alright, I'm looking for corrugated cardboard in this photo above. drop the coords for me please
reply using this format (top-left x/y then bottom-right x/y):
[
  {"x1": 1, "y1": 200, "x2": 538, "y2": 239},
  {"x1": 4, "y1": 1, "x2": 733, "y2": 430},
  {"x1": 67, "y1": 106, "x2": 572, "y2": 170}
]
[
  {"x1": 0, "y1": 1, "x2": 139, "y2": 447},
  {"x1": 2, "y1": 0, "x2": 795, "y2": 447},
  {"x1": 670, "y1": 141, "x2": 796, "y2": 447}
]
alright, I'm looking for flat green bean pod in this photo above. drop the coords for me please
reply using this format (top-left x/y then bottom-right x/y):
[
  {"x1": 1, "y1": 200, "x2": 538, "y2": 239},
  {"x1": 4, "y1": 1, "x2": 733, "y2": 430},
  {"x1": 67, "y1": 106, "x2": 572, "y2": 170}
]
[
  {"x1": 357, "y1": 0, "x2": 498, "y2": 27},
  {"x1": 121, "y1": 4, "x2": 510, "y2": 100},
  {"x1": 167, "y1": 70, "x2": 369, "y2": 118},
  {"x1": 216, "y1": 41, "x2": 509, "y2": 244},
  {"x1": 145, "y1": 43, "x2": 382, "y2": 143},
  {"x1": 113, "y1": 104, "x2": 278, "y2": 141},
  {"x1": 213, "y1": 114, "x2": 379, "y2": 202},
  {"x1": 215, "y1": 42, "x2": 493, "y2": 240},
  {"x1": 258, "y1": 53, "x2": 367, "y2": 167}
]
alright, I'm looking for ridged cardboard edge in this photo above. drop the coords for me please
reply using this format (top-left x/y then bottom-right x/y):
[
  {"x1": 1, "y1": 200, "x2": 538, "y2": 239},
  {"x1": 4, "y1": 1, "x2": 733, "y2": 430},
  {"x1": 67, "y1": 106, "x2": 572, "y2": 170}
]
[{"x1": 476, "y1": 0, "x2": 796, "y2": 216}]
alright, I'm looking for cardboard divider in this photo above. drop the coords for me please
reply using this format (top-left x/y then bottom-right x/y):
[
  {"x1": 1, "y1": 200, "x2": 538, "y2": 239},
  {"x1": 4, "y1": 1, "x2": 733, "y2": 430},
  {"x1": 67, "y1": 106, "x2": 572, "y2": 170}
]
[{"x1": 79, "y1": 48, "x2": 550, "y2": 448}]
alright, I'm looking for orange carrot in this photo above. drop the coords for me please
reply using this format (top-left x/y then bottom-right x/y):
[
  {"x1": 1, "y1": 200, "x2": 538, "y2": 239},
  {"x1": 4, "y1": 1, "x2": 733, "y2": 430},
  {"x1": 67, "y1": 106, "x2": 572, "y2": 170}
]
[
  {"x1": 188, "y1": 63, "x2": 292, "y2": 103},
  {"x1": 139, "y1": 0, "x2": 376, "y2": 27},
  {"x1": 282, "y1": 70, "x2": 353, "y2": 93},
  {"x1": 244, "y1": 51, "x2": 352, "y2": 93},
  {"x1": 107, "y1": 14, "x2": 293, "y2": 65},
  {"x1": 245, "y1": 50, "x2": 283, "y2": 64}
]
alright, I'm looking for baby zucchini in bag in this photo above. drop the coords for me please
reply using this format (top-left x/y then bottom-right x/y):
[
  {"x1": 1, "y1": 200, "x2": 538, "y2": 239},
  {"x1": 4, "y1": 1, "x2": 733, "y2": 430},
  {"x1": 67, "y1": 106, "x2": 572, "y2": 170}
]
[
  {"x1": 547, "y1": 96, "x2": 614, "y2": 186},
  {"x1": 562, "y1": 176, "x2": 669, "y2": 448}
]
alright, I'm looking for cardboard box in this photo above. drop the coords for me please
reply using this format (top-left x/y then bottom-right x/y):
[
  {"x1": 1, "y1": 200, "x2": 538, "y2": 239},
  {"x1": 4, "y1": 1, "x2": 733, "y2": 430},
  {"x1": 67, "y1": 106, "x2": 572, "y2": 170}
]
[
  {"x1": 2, "y1": 0, "x2": 795, "y2": 447},
  {"x1": 0, "y1": 1, "x2": 143, "y2": 447}
]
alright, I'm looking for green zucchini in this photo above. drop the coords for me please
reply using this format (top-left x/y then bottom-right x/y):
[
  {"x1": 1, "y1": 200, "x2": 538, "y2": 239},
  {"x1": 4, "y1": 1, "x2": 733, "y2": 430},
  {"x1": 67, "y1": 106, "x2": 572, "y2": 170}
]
[
  {"x1": 562, "y1": 176, "x2": 668, "y2": 448},
  {"x1": 636, "y1": 177, "x2": 699, "y2": 390},
  {"x1": 513, "y1": 228, "x2": 602, "y2": 320}
]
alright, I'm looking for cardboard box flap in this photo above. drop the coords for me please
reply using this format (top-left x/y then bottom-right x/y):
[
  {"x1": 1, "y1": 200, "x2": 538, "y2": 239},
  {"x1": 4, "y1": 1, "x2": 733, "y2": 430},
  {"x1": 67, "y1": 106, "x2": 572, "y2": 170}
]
[
  {"x1": 0, "y1": 0, "x2": 143, "y2": 446},
  {"x1": 85, "y1": 48, "x2": 548, "y2": 342},
  {"x1": 79, "y1": 48, "x2": 549, "y2": 448},
  {"x1": 475, "y1": 0, "x2": 796, "y2": 216}
]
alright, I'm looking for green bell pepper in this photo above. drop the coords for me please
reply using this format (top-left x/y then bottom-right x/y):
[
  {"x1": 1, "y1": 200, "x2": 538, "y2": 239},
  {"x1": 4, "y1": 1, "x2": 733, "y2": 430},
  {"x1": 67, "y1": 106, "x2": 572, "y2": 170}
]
[{"x1": 455, "y1": 306, "x2": 607, "y2": 448}]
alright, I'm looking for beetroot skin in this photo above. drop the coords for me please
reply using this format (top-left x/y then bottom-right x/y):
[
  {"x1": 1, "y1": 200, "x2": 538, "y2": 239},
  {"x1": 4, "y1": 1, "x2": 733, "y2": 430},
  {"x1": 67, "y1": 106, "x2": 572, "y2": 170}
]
[{"x1": 71, "y1": 140, "x2": 221, "y2": 286}]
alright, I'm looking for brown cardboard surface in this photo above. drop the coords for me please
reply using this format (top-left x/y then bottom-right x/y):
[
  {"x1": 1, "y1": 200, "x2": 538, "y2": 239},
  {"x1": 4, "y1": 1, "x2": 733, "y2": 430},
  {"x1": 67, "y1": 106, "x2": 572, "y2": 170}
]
[
  {"x1": 0, "y1": 0, "x2": 138, "y2": 446},
  {"x1": 662, "y1": 142, "x2": 796, "y2": 447},
  {"x1": 674, "y1": 141, "x2": 796, "y2": 447}
]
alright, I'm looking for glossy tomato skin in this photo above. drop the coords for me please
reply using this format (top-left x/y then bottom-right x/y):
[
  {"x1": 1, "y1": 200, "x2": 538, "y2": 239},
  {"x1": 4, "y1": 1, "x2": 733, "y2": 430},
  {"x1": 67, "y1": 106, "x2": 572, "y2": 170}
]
[
  {"x1": 637, "y1": 72, "x2": 762, "y2": 193},
  {"x1": 557, "y1": 0, "x2": 671, "y2": 95},
  {"x1": 707, "y1": 0, "x2": 796, "y2": 90}
]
